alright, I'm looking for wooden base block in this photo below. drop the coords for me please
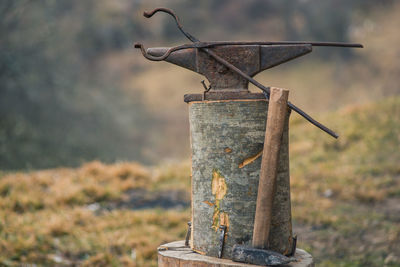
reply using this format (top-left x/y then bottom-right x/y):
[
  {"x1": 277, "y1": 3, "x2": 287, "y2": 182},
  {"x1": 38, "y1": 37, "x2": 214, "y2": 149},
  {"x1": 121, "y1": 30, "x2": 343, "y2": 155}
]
[
  {"x1": 158, "y1": 241, "x2": 314, "y2": 267},
  {"x1": 188, "y1": 100, "x2": 293, "y2": 257}
]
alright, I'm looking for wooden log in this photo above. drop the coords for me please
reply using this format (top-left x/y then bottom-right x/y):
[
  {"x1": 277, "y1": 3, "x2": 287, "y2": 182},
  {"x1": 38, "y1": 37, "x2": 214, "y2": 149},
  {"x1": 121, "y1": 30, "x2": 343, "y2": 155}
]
[
  {"x1": 252, "y1": 88, "x2": 289, "y2": 249},
  {"x1": 158, "y1": 241, "x2": 314, "y2": 267},
  {"x1": 188, "y1": 96, "x2": 293, "y2": 258}
]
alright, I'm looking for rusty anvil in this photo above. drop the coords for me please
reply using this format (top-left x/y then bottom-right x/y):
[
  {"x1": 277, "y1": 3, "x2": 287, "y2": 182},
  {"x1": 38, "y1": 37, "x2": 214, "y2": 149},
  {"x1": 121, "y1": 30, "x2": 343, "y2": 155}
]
[
  {"x1": 144, "y1": 44, "x2": 312, "y2": 92},
  {"x1": 137, "y1": 41, "x2": 361, "y2": 138}
]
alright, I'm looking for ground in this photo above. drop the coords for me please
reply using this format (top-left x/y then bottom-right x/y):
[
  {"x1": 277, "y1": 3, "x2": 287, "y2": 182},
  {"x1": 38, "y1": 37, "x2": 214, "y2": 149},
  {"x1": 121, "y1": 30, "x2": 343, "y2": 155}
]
[{"x1": 0, "y1": 97, "x2": 399, "y2": 266}]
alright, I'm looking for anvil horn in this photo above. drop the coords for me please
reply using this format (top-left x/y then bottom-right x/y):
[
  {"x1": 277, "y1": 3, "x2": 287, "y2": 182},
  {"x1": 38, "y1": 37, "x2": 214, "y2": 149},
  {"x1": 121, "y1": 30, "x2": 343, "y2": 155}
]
[
  {"x1": 147, "y1": 45, "x2": 312, "y2": 90},
  {"x1": 146, "y1": 47, "x2": 198, "y2": 73}
]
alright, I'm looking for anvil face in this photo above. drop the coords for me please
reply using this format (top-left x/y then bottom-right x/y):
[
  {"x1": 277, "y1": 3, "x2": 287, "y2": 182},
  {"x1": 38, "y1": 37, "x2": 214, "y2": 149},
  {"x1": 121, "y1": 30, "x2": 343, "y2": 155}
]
[{"x1": 147, "y1": 45, "x2": 312, "y2": 91}]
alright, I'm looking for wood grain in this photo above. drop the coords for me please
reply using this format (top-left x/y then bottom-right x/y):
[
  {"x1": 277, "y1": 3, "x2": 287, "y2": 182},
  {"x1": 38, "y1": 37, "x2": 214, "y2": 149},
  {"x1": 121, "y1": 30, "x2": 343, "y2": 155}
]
[{"x1": 252, "y1": 87, "x2": 289, "y2": 249}]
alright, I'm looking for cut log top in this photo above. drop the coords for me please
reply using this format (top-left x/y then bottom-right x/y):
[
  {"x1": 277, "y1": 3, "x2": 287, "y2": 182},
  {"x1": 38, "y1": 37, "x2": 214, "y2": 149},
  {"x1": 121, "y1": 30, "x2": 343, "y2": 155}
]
[{"x1": 158, "y1": 241, "x2": 314, "y2": 267}]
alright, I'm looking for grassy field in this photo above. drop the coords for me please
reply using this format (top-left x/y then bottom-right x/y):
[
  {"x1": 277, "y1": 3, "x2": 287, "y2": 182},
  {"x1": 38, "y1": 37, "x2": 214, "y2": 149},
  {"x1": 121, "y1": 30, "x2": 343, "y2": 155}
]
[{"x1": 1, "y1": 97, "x2": 399, "y2": 266}]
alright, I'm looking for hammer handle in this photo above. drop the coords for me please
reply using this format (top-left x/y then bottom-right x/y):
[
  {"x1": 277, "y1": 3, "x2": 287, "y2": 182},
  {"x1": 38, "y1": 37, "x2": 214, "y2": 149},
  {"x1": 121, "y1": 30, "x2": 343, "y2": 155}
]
[{"x1": 252, "y1": 87, "x2": 289, "y2": 249}]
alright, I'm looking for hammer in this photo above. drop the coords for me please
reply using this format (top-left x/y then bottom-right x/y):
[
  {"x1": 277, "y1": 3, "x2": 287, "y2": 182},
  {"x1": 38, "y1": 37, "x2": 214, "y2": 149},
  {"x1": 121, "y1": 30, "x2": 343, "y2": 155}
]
[{"x1": 232, "y1": 87, "x2": 292, "y2": 266}]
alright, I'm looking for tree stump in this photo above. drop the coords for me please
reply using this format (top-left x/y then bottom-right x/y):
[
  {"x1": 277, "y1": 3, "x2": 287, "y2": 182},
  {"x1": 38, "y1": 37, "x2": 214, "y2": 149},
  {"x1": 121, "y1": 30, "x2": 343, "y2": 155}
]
[
  {"x1": 158, "y1": 241, "x2": 314, "y2": 267},
  {"x1": 188, "y1": 97, "x2": 293, "y2": 258}
]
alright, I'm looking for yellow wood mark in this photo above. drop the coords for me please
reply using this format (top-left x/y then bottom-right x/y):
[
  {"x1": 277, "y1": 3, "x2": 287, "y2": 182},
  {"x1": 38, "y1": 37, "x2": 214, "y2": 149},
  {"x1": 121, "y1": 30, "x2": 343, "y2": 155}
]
[
  {"x1": 210, "y1": 169, "x2": 228, "y2": 231},
  {"x1": 238, "y1": 149, "x2": 263, "y2": 168},
  {"x1": 203, "y1": 200, "x2": 214, "y2": 207},
  {"x1": 212, "y1": 170, "x2": 227, "y2": 200},
  {"x1": 212, "y1": 209, "x2": 219, "y2": 231},
  {"x1": 192, "y1": 248, "x2": 206, "y2": 255},
  {"x1": 219, "y1": 212, "x2": 230, "y2": 229},
  {"x1": 224, "y1": 147, "x2": 232, "y2": 153}
]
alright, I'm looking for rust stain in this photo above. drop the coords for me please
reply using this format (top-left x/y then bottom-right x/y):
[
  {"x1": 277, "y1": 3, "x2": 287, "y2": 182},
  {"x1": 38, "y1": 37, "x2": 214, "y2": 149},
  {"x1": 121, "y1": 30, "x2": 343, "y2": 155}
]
[
  {"x1": 158, "y1": 246, "x2": 169, "y2": 251},
  {"x1": 283, "y1": 235, "x2": 292, "y2": 255},
  {"x1": 238, "y1": 149, "x2": 263, "y2": 168},
  {"x1": 247, "y1": 185, "x2": 253, "y2": 196},
  {"x1": 283, "y1": 247, "x2": 289, "y2": 255},
  {"x1": 285, "y1": 222, "x2": 294, "y2": 256},
  {"x1": 224, "y1": 147, "x2": 232, "y2": 153}
]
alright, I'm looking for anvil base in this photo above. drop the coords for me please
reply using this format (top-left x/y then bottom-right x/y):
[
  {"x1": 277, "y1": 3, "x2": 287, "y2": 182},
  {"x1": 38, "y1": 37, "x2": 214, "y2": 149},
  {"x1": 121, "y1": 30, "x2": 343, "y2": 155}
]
[
  {"x1": 184, "y1": 92, "x2": 265, "y2": 102},
  {"x1": 158, "y1": 241, "x2": 314, "y2": 267}
]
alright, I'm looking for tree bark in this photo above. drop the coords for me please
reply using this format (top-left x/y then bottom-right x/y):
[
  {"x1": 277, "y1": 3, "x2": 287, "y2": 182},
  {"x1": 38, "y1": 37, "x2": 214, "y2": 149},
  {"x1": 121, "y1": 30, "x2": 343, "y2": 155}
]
[{"x1": 188, "y1": 96, "x2": 293, "y2": 258}]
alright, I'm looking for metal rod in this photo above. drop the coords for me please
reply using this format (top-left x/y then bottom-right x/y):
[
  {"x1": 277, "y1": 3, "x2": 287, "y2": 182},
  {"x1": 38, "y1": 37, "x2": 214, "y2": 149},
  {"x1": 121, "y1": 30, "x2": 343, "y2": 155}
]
[
  {"x1": 144, "y1": 8, "x2": 198, "y2": 43},
  {"x1": 134, "y1": 41, "x2": 362, "y2": 62},
  {"x1": 134, "y1": 43, "x2": 196, "y2": 61},
  {"x1": 198, "y1": 41, "x2": 363, "y2": 48}
]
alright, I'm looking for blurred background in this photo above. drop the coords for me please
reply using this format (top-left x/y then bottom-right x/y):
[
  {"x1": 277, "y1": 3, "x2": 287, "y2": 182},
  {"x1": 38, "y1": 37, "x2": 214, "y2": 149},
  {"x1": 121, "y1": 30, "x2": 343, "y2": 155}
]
[
  {"x1": 1, "y1": 1, "x2": 400, "y2": 266},
  {"x1": 1, "y1": 0, "x2": 398, "y2": 170}
]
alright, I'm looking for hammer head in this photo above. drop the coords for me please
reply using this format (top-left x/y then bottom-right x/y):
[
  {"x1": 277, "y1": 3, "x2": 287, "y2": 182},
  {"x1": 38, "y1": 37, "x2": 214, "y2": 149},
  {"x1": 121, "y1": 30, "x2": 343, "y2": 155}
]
[
  {"x1": 147, "y1": 45, "x2": 312, "y2": 91},
  {"x1": 231, "y1": 244, "x2": 292, "y2": 266}
]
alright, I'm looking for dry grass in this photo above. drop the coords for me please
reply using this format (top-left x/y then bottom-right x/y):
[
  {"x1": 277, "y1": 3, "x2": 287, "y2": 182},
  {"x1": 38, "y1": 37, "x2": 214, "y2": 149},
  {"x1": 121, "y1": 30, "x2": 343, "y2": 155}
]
[
  {"x1": 289, "y1": 97, "x2": 400, "y2": 266},
  {"x1": 0, "y1": 161, "x2": 190, "y2": 266},
  {"x1": 0, "y1": 97, "x2": 399, "y2": 266}
]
